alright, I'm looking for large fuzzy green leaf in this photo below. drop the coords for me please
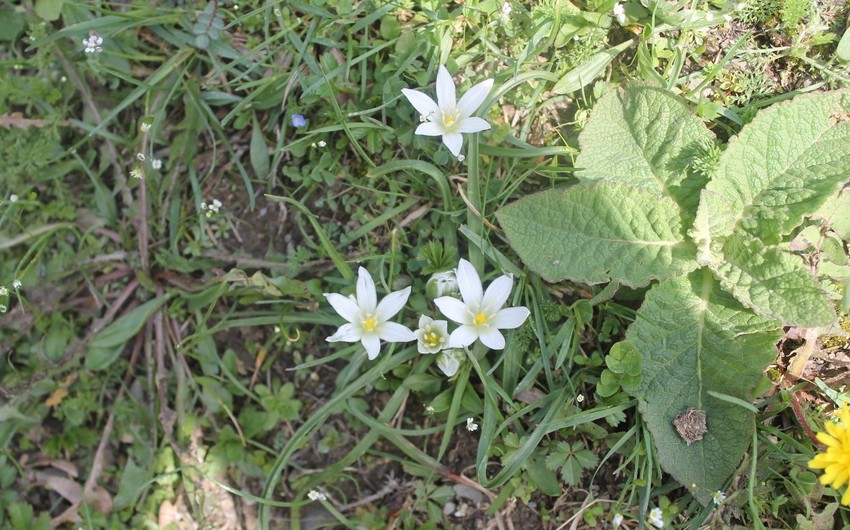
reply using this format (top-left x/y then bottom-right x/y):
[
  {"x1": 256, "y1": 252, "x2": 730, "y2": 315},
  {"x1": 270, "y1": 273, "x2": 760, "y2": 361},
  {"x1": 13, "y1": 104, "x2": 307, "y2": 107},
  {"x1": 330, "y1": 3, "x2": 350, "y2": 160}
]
[
  {"x1": 496, "y1": 182, "x2": 697, "y2": 287},
  {"x1": 624, "y1": 269, "x2": 780, "y2": 505},
  {"x1": 575, "y1": 84, "x2": 716, "y2": 222},
  {"x1": 709, "y1": 235, "x2": 835, "y2": 326},
  {"x1": 693, "y1": 90, "x2": 850, "y2": 251}
]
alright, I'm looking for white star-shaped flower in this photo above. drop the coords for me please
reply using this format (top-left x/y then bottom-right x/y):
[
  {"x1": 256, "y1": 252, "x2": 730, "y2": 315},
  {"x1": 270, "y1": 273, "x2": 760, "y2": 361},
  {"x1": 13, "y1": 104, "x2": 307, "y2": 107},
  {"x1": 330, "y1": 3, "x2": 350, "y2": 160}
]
[
  {"x1": 414, "y1": 315, "x2": 450, "y2": 354},
  {"x1": 712, "y1": 490, "x2": 726, "y2": 505},
  {"x1": 434, "y1": 259, "x2": 529, "y2": 350},
  {"x1": 324, "y1": 267, "x2": 414, "y2": 360},
  {"x1": 401, "y1": 65, "x2": 494, "y2": 159}
]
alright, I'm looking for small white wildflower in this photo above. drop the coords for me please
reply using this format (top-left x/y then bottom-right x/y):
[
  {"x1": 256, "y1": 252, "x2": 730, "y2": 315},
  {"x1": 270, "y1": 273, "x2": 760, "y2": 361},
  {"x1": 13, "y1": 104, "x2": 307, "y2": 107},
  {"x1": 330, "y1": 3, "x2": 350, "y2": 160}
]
[
  {"x1": 318, "y1": 140, "x2": 327, "y2": 147},
  {"x1": 12, "y1": 280, "x2": 21, "y2": 290},
  {"x1": 60, "y1": 75, "x2": 67, "y2": 82},
  {"x1": 9, "y1": 194, "x2": 18, "y2": 203},
  {"x1": 705, "y1": 11, "x2": 714, "y2": 21},
  {"x1": 234, "y1": 3, "x2": 239, "y2": 9},
  {"x1": 613, "y1": 3, "x2": 626, "y2": 24},
  {"x1": 0, "y1": 305, "x2": 6, "y2": 313},
  {"x1": 139, "y1": 122, "x2": 151, "y2": 133},
  {"x1": 151, "y1": 159, "x2": 163, "y2": 170},
  {"x1": 457, "y1": 154, "x2": 465, "y2": 162},
  {"x1": 724, "y1": 13, "x2": 733, "y2": 22},
  {"x1": 501, "y1": 1, "x2": 512, "y2": 16},
  {"x1": 425, "y1": 405, "x2": 435, "y2": 414},
  {"x1": 274, "y1": 325, "x2": 281, "y2": 334},
  {"x1": 649, "y1": 507, "x2": 664, "y2": 528},
  {"x1": 435, "y1": 259, "x2": 531, "y2": 350},
  {"x1": 466, "y1": 417, "x2": 478, "y2": 432},
  {"x1": 401, "y1": 65, "x2": 494, "y2": 159},
  {"x1": 83, "y1": 33, "x2": 103, "y2": 54},
  {"x1": 612, "y1": 513, "x2": 624, "y2": 528},
  {"x1": 307, "y1": 490, "x2": 326, "y2": 501},
  {"x1": 0, "y1": 287, "x2": 7, "y2": 296},
  {"x1": 136, "y1": 153, "x2": 146, "y2": 162},
  {"x1": 712, "y1": 490, "x2": 726, "y2": 505},
  {"x1": 576, "y1": 394, "x2": 585, "y2": 403},
  {"x1": 414, "y1": 315, "x2": 450, "y2": 354},
  {"x1": 324, "y1": 267, "x2": 414, "y2": 360},
  {"x1": 130, "y1": 167, "x2": 143, "y2": 180}
]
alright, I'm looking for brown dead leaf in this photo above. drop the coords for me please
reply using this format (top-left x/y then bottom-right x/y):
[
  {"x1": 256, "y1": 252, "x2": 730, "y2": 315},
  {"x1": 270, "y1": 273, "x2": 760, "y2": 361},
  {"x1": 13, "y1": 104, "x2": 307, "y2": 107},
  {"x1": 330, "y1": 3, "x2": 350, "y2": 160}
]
[
  {"x1": 0, "y1": 112, "x2": 68, "y2": 129},
  {"x1": 50, "y1": 459, "x2": 79, "y2": 478},
  {"x1": 514, "y1": 387, "x2": 547, "y2": 404},
  {"x1": 89, "y1": 484, "x2": 113, "y2": 514},
  {"x1": 44, "y1": 475, "x2": 82, "y2": 504}
]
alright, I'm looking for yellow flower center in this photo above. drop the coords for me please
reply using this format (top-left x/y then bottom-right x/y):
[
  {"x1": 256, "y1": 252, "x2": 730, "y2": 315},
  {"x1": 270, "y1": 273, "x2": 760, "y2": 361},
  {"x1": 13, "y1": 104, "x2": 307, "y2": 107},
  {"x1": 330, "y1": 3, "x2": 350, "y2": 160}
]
[
  {"x1": 474, "y1": 312, "x2": 489, "y2": 326},
  {"x1": 424, "y1": 331, "x2": 444, "y2": 347},
  {"x1": 442, "y1": 109, "x2": 460, "y2": 129},
  {"x1": 361, "y1": 316, "x2": 379, "y2": 332}
]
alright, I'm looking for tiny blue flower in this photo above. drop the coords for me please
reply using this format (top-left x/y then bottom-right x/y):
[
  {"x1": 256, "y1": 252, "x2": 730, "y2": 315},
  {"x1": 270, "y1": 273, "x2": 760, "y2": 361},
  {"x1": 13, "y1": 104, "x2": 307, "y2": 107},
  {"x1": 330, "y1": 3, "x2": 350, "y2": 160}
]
[{"x1": 292, "y1": 114, "x2": 307, "y2": 128}]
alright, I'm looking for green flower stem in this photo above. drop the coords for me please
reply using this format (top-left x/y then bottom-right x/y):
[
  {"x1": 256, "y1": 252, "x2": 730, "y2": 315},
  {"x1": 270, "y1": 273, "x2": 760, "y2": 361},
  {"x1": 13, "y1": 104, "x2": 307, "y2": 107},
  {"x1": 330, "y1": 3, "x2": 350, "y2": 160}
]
[{"x1": 467, "y1": 134, "x2": 484, "y2": 271}]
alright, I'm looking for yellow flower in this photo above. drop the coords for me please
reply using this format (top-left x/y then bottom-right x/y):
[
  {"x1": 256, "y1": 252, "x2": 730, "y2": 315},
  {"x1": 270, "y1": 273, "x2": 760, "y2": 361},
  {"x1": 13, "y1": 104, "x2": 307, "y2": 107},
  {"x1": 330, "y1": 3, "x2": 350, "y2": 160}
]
[{"x1": 808, "y1": 404, "x2": 850, "y2": 505}]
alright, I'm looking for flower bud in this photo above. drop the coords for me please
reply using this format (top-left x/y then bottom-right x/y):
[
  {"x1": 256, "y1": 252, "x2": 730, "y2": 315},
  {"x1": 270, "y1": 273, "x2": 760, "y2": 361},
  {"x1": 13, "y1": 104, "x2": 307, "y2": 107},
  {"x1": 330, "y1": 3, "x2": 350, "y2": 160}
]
[
  {"x1": 436, "y1": 348, "x2": 465, "y2": 377},
  {"x1": 426, "y1": 270, "x2": 459, "y2": 300}
]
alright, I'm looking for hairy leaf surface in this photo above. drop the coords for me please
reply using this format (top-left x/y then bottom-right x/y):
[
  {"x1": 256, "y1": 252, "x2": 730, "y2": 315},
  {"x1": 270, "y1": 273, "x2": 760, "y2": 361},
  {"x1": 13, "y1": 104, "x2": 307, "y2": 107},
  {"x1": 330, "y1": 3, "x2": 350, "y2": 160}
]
[
  {"x1": 709, "y1": 235, "x2": 834, "y2": 326},
  {"x1": 693, "y1": 90, "x2": 850, "y2": 251},
  {"x1": 496, "y1": 182, "x2": 696, "y2": 287},
  {"x1": 576, "y1": 84, "x2": 716, "y2": 221},
  {"x1": 624, "y1": 270, "x2": 779, "y2": 505}
]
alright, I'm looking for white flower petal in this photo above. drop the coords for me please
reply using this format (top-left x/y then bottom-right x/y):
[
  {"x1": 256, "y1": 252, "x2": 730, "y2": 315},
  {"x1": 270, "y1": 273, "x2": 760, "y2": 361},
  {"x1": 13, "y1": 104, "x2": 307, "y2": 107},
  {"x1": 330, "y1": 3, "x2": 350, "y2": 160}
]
[
  {"x1": 456, "y1": 259, "x2": 483, "y2": 306},
  {"x1": 491, "y1": 306, "x2": 530, "y2": 329},
  {"x1": 415, "y1": 122, "x2": 445, "y2": 136},
  {"x1": 356, "y1": 267, "x2": 377, "y2": 313},
  {"x1": 481, "y1": 274, "x2": 513, "y2": 312},
  {"x1": 401, "y1": 88, "x2": 439, "y2": 117},
  {"x1": 327, "y1": 323, "x2": 361, "y2": 343},
  {"x1": 324, "y1": 293, "x2": 359, "y2": 322},
  {"x1": 449, "y1": 325, "x2": 479, "y2": 347},
  {"x1": 436, "y1": 65, "x2": 457, "y2": 110},
  {"x1": 441, "y1": 132, "x2": 464, "y2": 157},
  {"x1": 418, "y1": 314, "x2": 433, "y2": 328},
  {"x1": 378, "y1": 322, "x2": 415, "y2": 343},
  {"x1": 376, "y1": 286, "x2": 411, "y2": 320},
  {"x1": 456, "y1": 117, "x2": 491, "y2": 134},
  {"x1": 435, "y1": 296, "x2": 472, "y2": 325},
  {"x1": 417, "y1": 341, "x2": 436, "y2": 354},
  {"x1": 362, "y1": 335, "x2": 381, "y2": 360},
  {"x1": 478, "y1": 327, "x2": 506, "y2": 350},
  {"x1": 457, "y1": 78, "x2": 493, "y2": 117},
  {"x1": 432, "y1": 319, "x2": 449, "y2": 336}
]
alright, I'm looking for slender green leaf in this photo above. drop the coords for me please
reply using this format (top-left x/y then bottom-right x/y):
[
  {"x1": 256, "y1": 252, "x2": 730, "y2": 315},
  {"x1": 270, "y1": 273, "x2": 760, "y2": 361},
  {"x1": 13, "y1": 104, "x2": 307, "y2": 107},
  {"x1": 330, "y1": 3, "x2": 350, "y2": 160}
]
[
  {"x1": 86, "y1": 295, "x2": 170, "y2": 370},
  {"x1": 551, "y1": 40, "x2": 633, "y2": 95}
]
